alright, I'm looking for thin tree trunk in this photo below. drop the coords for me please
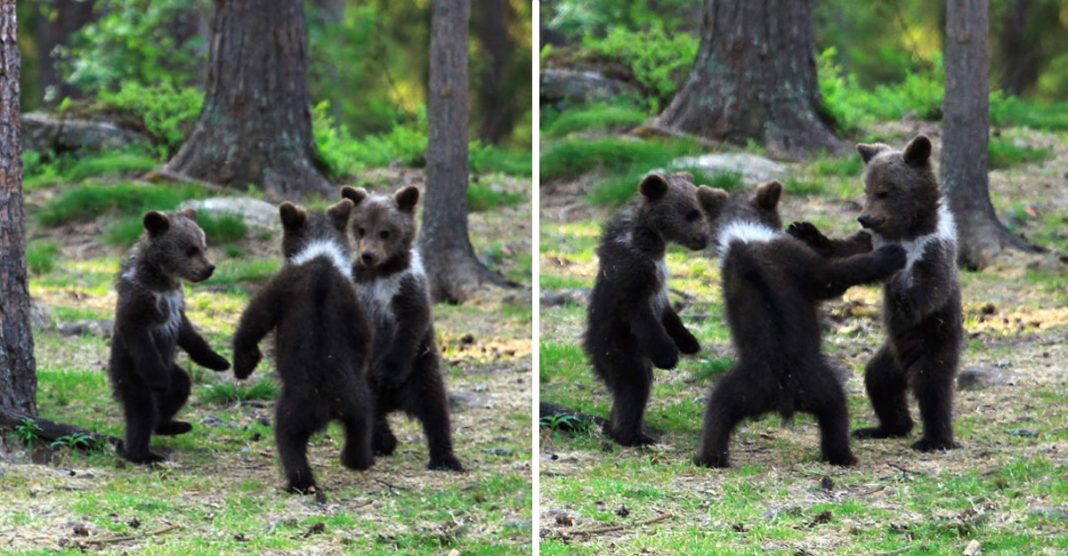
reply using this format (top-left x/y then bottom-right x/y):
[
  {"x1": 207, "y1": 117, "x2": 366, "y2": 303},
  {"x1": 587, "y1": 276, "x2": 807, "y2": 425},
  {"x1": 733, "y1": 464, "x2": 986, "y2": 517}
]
[
  {"x1": 419, "y1": 0, "x2": 512, "y2": 303},
  {"x1": 474, "y1": 0, "x2": 518, "y2": 144},
  {"x1": 165, "y1": 0, "x2": 331, "y2": 198},
  {"x1": 943, "y1": 0, "x2": 1039, "y2": 269},
  {"x1": 654, "y1": 0, "x2": 841, "y2": 159},
  {"x1": 34, "y1": 0, "x2": 95, "y2": 104},
  {"x1": 996, "y1": 0, "x2": 1040, "y2": 96},
  {"x1": 0, "y1": 0, "x2": 37, "y2": 416}
]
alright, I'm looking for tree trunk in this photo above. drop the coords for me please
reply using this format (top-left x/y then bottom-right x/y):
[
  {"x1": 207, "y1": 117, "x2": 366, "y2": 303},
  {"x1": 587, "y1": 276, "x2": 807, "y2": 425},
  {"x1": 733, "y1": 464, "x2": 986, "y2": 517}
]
[
  {"x1": 164, "y1": 0, "x2": 331, "y2": 198},
  {"x1": 419, "y1": 0, "x2": 512, "y2": 303},
  {"x1": 943, "y1": 0, "x2": 1039, "y2": 269},
  {"x1": 653, "y1": 0, "x2": 841, "y2": 159},
  {"x1": 34, "y1": 0, "x2": 96, "y2": 104},
  {"x1": 996, "y1": 0, "x2": 1040, "y2": 95},
  {"x1": 0, "y1": 0, "x2": 37, "y2": 416},
  {"x1": 474, "y1": 0, "x2": 519, "y2": 144}
]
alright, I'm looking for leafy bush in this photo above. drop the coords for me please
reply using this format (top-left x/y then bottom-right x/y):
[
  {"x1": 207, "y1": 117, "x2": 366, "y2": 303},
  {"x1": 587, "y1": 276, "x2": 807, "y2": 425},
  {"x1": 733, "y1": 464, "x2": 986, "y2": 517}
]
[
  {"x1": 198, "y1": 214, "x2": 249, "y2": 244},
  {"x1": 468, "y1": 183, "x2": 523, "y2": 212},
  {"x1": 65, "y1": 150, "x2": 159, "y2": 181},
  {"x1": 988, "y1": 138, "x2": 1053, "y2": 170},
  {"x1": 37, "y1": 182, "x2": 205, "y2": 227},
  {"x1": 540, "y1": 137, "x2": 697, "y2": 182},
  {"x1": 103, "y1": 217, "x2": 146, "y2": 247},
  {"x1": 581, "y1": 25, "x2": 698, "y2": 110},
  {"x1": 23, "y1": 150, "x2": 62, "y2": 190},
  {"x1": 26, "y1": 240, "x2": 60, "y2": 275},
  {"x1": 95, "y1": 83, "x2": 203, "y2": 156},
  {"x1": 809, "y1": 155, "x2": 864, "y2": 177},
  {"x1": 990, "y1": 95, "x2": 1068, "y2": 132},
  {"x1": 313, "y1": 102, "x2": 428, "y2": 178},
  {"x1": 542, "y1": 102, "x2": 648, "y2": 138},
  {"x1": 470, "y1": 143, "x2": 533, "y2": 177}
]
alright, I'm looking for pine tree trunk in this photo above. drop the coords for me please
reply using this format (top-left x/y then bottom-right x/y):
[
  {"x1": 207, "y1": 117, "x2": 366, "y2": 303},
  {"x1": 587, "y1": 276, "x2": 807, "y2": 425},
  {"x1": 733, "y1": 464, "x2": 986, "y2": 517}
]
[
  {"x1": 943, "y1": 0, "x2": 1038, "y2": 269},
  {"x1": 0, "y1": 0, "x2": 38, "y2": 416},
  {"x1": 165, "y1": 0, "x2": 331, "y2": 198},
  {"x1": 419, "y1": 0, "x2": 511, "y2": 303},
  {"x1": 653, "y1": 0, "x2": 841, "y2": 159},
  {"x1": 474, "y1": 0, "x2": 519, "y2": 144},
  {"x1": 996, "y1": 0, "x2": 1040, "y2": 96}
]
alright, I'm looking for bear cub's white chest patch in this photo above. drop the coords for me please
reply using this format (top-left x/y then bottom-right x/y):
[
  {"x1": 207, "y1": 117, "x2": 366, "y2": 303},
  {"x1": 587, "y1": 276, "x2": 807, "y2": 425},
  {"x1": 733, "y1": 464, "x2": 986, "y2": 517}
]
[
  {"x1": 358, "y1": 250, "x2": 425, "y2": 324},
  {"x1": 871, "y1": 205, "x2": 957, "y2": 288}
]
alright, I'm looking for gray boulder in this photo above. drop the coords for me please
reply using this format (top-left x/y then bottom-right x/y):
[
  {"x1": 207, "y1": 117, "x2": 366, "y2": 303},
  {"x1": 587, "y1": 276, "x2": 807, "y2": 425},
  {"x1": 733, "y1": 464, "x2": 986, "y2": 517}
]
[
  {"x1": 541, "y1": 68, "x2": 638, "y2": 104},
  {"x1": 179, "y1": 197, "x2": 281, "y2": 233},
  {"x1": 670, "y1": 153, "x2": 787, "y2": 183},
  {"x1": 22, "y1": 112, "x2": 151, "y2": 155}
]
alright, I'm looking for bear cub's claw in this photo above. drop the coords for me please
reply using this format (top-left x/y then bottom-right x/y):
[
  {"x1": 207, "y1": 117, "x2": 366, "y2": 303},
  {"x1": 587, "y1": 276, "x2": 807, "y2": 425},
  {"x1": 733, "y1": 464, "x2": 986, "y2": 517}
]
[
  {"x1": 911, "y1": 437, "x2": 960, "y2": 452},
  {"x1": 428, "y1": 455, "x2": 464, "y2": 472},
  {"x1": 155, "y1": 421, "x2": 193, "y2": 436}
]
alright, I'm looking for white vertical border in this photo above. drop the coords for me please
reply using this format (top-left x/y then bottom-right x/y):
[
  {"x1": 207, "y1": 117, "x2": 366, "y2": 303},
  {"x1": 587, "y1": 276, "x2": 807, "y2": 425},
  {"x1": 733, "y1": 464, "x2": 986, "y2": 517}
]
[{"x1": 530, "y1": 0, "x2": 541, "y2": 554}]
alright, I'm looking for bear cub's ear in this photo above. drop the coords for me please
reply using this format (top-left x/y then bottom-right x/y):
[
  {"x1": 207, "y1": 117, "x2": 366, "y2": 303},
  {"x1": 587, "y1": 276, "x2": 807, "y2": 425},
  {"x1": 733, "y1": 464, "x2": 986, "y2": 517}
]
[
  {"x1": 177, "y1": 208, "x2": 197, "y2": 222},
  {"x1": 696, "y1": 186, "x2": 729, "y2": 218},
  {"x1": 856, "y1": 143, "x2": 890, "y2": 164},
  {"x1": 279, "y1": 202, "x2": 308, "y2": 231},
  {"x1": 394, "y1": 186, "x2": 420, "y2": 214},
  {"x1": 902, "y1": 135, "x2": 932, "y2": 167},
  {"x1": 143, "y1": 211, "x2": 171, "y2": 237},
  {"x1": 754, "y1": 180, "x2": 782, "y2": 210},
  {"x1": 340, "y1": 186, "x2": 368, "y2": 206},
  {"x1": 639, "y1": 173, "x2": 669, "y2": 201},
  {"x1": 327, "y1": 199, "x2": 354, "y2": 231}
]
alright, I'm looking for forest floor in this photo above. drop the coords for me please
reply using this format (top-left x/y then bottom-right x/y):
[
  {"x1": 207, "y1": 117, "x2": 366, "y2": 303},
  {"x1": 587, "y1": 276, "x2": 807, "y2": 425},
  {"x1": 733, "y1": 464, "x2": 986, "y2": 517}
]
[
  {"x1": 0, "y1": 167, "x2": 533, "y2": 555},
  {"x1": 539, "y1": 121, "x2": 1068, "y2": 555}
]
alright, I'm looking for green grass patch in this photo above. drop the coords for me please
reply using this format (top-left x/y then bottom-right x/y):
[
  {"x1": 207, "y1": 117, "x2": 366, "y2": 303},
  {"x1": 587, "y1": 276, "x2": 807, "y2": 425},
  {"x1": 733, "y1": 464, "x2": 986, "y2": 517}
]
[
  {"x1": 809, "y1": 155, "x2": 863, "y2": 177},
  {"x1": 202, "y1": 258, "x2": 281, "y2": 287},
  {"x1": 26, "y1": 240, "x2": 60, "y2": 275},
  {"x1": 991, "y1": 95, "x2": 1068, "y2": 131},
  {"x1": 784, "y1": 177, "x2": 826, "y2": 196},
  {"x1": 470, "y1": 144, "x2": 533, "y2": 177},
  {"x1": 468, "y1": 183, "x2": 523, "y2": 212},
  {"x1": 540, "y1": 137, "x2": 696, "y2": 182},
  {"x1": 198, "y1": 213, "x2": 249, "y2": 244},
  {"x1": 64, "y1": 150, "x2": 159, "y2": 181},
  {"x1": 198, "y1": 378, "x2": 279, "y2": 406},
  {"x1": 542, "y1": 102, "x2": 648, "y2": 138},
  {"x1": 988, "y1": 137, "x2": 1053, "y2": 170},
  {"x1": 37, "y1": 182, "x2": 205, "y2": 227}
]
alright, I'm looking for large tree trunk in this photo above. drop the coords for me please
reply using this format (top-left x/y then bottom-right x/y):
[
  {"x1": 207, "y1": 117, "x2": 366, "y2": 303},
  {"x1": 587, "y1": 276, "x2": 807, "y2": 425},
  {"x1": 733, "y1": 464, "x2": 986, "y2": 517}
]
[
  {"x1": 474, "y1": 0, "x2": 519, "y2": 144},
  {"x1": 653, "y1": 0, "x2": 841, "y2": 159},
  {"x1": 943, "y1": 0, "x2": 1039, "y2": 269},
  {"x1": 34, "y1": 0, "x2": 95, "y2": 104},
  {"x1": 419, "y1": 0, "x2": 511, "y2": 303},
  {"x1": 164, "y1": 0, "x2": 331, "y2": 198},
  {"x1": 0, "y1": 0, "x2": 37, "y2": 417}
]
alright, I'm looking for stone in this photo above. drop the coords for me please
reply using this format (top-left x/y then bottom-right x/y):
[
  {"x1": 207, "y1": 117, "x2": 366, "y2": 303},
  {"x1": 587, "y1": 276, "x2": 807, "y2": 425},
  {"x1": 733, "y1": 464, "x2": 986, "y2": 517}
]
[
  {"x1": 23, "y1": 112, "x2": 151, "y2": 155},
  {"x1": 540, "y1": 68, "x2": 639, "y2": 105},
  {"x1": 540, "y1": 288, "x2": 589, "y2": 307},
  {"x1": 178, "y1": 197, "x2": 281, "y2": 233},
  {"x1": 58, "y1": 319, "x2": 114, "y2": 339},
  {"x1": 669, "y1": 153, "x2": 787, "y2": 183},
  {"x1": 30, "y1": 300, "x2": 52, "y2": 330},
  {"x1": 957, "y1": 366, "x2": 1019, "y2": 391},
  {"x1": 448, "y1": 390, "x2": 498, "y2": 412}
]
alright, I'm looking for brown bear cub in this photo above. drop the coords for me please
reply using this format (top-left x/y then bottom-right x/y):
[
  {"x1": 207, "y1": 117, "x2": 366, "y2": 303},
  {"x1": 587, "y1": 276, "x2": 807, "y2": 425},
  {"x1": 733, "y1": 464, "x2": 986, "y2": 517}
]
[
  {"x1": 584, "y1": 172, "x2": 723, "y2": 447},
  {"x1": 232, "y1": 200, "x2": 375, "y2": 493},
  {"x1": 695, "y1": 181, "x2": 908, "y2": 468},
  {"x1": 339, "y1": 185, "x2": 463, "y2": 471},
  {"x1": 109, "y1": 209, "x2": 230, "y2": 464},
  {"x1": 788, "y1": 135, "x2": 963, "y2": 452}
]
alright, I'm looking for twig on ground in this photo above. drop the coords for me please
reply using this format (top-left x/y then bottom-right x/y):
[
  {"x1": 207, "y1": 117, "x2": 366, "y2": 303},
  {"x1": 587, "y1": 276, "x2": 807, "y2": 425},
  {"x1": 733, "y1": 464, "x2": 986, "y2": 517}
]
[
  {"x1": 79, "y1": 524, "x2": 181, "y2": 546},
  {"x1": 559, "y1": 513, "x2": 674, "y2": 538},
  {"x1": 886, "y1": 462, "x2": 920, "y2": 476},
  {"x1": 374, "y1": 478, "x2": 407, "y2": 494}
]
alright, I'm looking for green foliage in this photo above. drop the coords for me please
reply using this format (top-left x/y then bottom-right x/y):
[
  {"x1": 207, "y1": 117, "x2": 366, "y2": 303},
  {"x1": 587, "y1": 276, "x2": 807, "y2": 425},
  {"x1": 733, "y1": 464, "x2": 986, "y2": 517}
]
[
  {"x1": 581, "y1": 25, "x2": 698, "y2": 110},
  {"x1": 810, "y1": 155, "x2": 864, "y2": 178},
  {"x1": 23, "y1": 150, "x2": 62, "y2": 190},
  {"x1": 468, "y1": 183, "x2": 523, "y2": 212},
  {"x1": 60, "y1": 0, "x2": 207, "y2": 95},
  {"x1": 470, "y1": 143, "x2": 533, "y2": 177},
  {"x1": 312, "y1": 102, "x2": 427, "y2": 178},
  {"x1": 12, "y1": 418, "x2": 42, "y2": 448},
  {"x1": 988, "y1": 137, "x2": 1053, "y2": 170},
  {"x1": 199, "y1": 379, "x2": 279, "y2": 406},
  {"x1": 65, "y1": 150, "x2": 159, "y2": 181},
  {"x1": 203, "y1": 258, "x2": 281, "y2": 287},
  {"x1": 545, "y1": 0, "x2": 699, "y2": 41},
  {"x1": 539, "y1": 412, "x2": 597, "y2": 436},
  {"x1": 541, "y1": 137, "x2": 696, "y2": 182},
  {"x1": 198, "y1": 214, "x2": 249, "y2": 244},
  {"x1": 102, "y1": 217, "x2": 145, "y2": 247},
  {"x1": 991, "y1": 95, "x2": 1068, "y2": 131},
  {"x1": 542, "y1": 102, "x2": 649, "y2": 138},
  {"x1": 95, "y1": 83, "x2": 204, "y2": 156},
  {"x1": 37, "y1": 182, "x2": 205, "y2": 227},
  {"x1": 26, "y1": 240, "x2": 60, "y2": 275},
  {"x1": 784, "y1": 177, "x2": 827, "y2": 196},
  {"x1": 50, "y1": 433, "x2": 107, "y2": 452}
]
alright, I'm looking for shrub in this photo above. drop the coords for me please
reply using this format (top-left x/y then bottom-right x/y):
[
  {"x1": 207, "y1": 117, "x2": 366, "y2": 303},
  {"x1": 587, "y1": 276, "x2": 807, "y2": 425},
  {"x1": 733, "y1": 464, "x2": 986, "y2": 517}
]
[
  {"x1": 37, "y1": 182, "x2": 205, "y2": 227},
  {"x1": 540, "y1": 137, "x2": 697, "y2": 182},
  {"x1": 198, "y1": 214, "x2": 249, "y2": 244},
  {"x1": 65, "y1": 150, "x2": 159, "y2": 181},
  {"x1": 26, "y1": 240, "x2": 60, "y2": 275},
  {"x1": 468, "y1": 183, "x2": 523, "y2": 212},
  {"x1": 95, "y1": 83, "x2": 203, "y2": 156},
  {"x1": 542, "y1": 102, "x2": 648, "y2": 138},
  {"x1": 470, "y1": 143, "x2": 533, "y2": 177},
  {"x1": 581, "y1": 25, "x2": 698, "y2": 111},
  {"x1": 988, "y1": 137, "x2": 1053, "y2": 170}
]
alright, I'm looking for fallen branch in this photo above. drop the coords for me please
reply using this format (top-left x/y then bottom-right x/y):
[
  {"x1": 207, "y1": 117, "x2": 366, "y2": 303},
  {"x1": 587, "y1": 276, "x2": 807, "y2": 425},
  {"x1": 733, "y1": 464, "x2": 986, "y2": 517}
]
[
  {"x1": 0, "y1": 408, "x2": 119, "y2": 448},
  {"x1": 886, "y1": 462, "x2": 920, "y2": 476},
  {"x1": 79, "y1": 524, "x2": 181, "y2": 546},
  {"x1": 560, "y1": 513, "x2": 674, "y2": 538}
]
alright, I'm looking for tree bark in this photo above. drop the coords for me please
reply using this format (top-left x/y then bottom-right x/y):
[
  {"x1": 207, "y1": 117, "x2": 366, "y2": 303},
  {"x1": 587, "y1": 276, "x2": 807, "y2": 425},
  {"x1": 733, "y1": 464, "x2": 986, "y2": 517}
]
[
  {"x1": 0, "y1": 0, "x2": 37, "y2": 416},
  {"x1": 164, "y1": 0, "x2": 331, "y2": 198},
  {"x1": 419, "y1": 0, "x2": 512, "y2": 303},
  {"x1": 653, "y1": 0, "x2": 841, "y2": 159},
  {"x1": 996, "y1": 0, "x2": 1040, "y2": 95},
  {"x1": 943, "y1": 0, "x2": 1039, "y2": 269},
  {"x1": 473, "y1": 0, "x2": 519, "y2": 144}
]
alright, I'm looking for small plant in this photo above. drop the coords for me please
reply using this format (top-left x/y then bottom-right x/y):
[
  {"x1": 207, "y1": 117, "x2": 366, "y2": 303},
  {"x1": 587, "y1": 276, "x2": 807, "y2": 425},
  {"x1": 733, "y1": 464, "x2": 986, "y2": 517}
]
[
  {"x1": 199, "y1": 378, "x2": 279, "y2": 406},
  {"x1": 539, "y1": 412, "x2": 597, "y2": 435},
  {"x1": 26, "y1": 240, "x2": 60, "y2": 275},
  {"x1": 12, "y1": 418, "x2": 42, "y2": 448},
  {"x1": 50, "y1": 433, "x2": 106, "y2": 452}
]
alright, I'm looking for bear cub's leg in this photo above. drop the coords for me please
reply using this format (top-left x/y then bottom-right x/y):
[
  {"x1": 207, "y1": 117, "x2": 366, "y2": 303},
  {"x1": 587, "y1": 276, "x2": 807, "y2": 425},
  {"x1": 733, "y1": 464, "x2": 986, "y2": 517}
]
[
  {"x1": 154, "y1": 365, "x2": 193, "y2": 436},
  {"x1": 275, "y1": 392, "x2": 325, "y2": 493},
  {"x1": 603, "y1": 350, "x2": 657, "y2": 447},
  {"x1": 853, "y1": 346, "x2": 914, "y2": 440}
]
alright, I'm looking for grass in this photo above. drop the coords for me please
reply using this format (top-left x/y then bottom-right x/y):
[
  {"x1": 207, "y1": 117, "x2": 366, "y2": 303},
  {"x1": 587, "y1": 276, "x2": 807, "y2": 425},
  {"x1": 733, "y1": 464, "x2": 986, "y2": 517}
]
[
  {"x1": 542, "y1": 102, "x2": 648, "y2": 138},
  {"x1": 540, "y1": 137, "x2": 698, "y2": 183},
  {"x1": 64, "y1": 150, "x2": 159, "y2": 181},
  {"x1": 468, "y1": 182, "x2": 524, "y2": 212},
  {"x1": 26, "y1": 240, "x2": 60, "y2": 275},
  {"x1": 198, "y1": 378, "x2": 280, "y2": 406},
  {"x1": 988, "y1": 137, "x2": 1054, "y2": 170},
  {"x1": 37, "y1": 182, "x2": 205, "y2": 227}
]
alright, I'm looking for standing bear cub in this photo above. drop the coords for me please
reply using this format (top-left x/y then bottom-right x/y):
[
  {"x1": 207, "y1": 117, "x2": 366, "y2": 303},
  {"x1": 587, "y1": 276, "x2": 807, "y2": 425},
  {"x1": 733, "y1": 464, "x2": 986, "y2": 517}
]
[
  {"x1": 109, "y1": 209, "x2": 230, "y2": 464},
  {"x1": 585, "y1": 172, "x2": 723, "y2": 447},
  {"x1": 696, "y1": 181, "x2": 907, "y2": 468},
  {"x1": 340, "y1": 185, "x2": 463, "y2": 471},
  {"x1": 233, "y1": 200, "x2": 376, "y2": 493},
  {"x1": 789, "y1": 135, "x2": 963, "y2": 452}
]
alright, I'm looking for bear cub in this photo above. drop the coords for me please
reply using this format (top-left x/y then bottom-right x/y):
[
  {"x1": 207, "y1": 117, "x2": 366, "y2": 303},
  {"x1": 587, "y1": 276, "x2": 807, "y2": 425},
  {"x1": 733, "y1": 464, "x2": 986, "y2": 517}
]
[
  {"x1": 232, "y1": 200, "x2": 375, "y2": 493},
  {"x1": 584, "y1": 172, "x2": 723, "y2": 447},
  {"x1": 788, "y1": 135, "x2": 963, "y2": 452},
  {"x1": 695, "y1": 181, "x2": 908, "y2": 468},
  {"x1": 109, "y1": 209, "x2": 230, "y2": 464},
  {"x1": 340, "y1": 185, "x2": 463, "y2": 471}
]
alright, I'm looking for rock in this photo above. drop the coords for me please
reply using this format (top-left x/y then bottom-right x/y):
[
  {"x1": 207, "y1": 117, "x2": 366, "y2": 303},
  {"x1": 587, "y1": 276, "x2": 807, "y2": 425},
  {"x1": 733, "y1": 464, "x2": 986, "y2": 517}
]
[
  {"x1": 963, "y1": 539, "x2": 982, "y2": 556},
  {"x1": 669, "y1": 153, "x2": 787, "y2": 183},
  {"x1": 1006, "y1": 428, "x2": 1038, "y2": 437},
  {"x1": 30, "y1": 300, "x2": 52, "y2": 330},
  {"x1": 957, "y1": 366, "x2": 1019, "y2": 391},
  {"x1": 503, "y1": 519, "x2": 531, "y2": 531},
  {"x1": 58, "y1": 319, "x2": 114, "y2": 339},
  {"x1": 957, "y1": 366, "x2": 1017, "y2": 390},
  {"x1": 483, "y1": 447, "x2": 513, "y2": 457},
  {"x1": 540, "y1": 68, "x2": 639, "y2": 105},
  {"x1": 540, "y1": 288, "x2": 589, "y2": 307},
  {"x1": 23, "y1": 112, "x2": 151, "y2": 155},
  {"x1": 178, "y1": 197, "x2": 281, "y2": 233},
  {"x1": 1029, "y1": 506, "x2": 1068, "y2": 521},
  {"x1": 448, "y1": 390, "x2": 498, "y2": 411}
]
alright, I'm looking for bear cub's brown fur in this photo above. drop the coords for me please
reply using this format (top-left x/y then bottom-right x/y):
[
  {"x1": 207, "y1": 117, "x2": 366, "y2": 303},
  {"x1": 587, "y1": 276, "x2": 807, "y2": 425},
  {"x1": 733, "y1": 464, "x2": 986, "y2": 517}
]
[
  {"x1": 232, "y1": 200, "x2": 376, "y2": 493},
  {"x1": 340, "y1": 185, "x2": 462, "y2": 471},
  {"x1": 789, "y1": 135, "x2": 963, "y2": 452},
  {"x1": 109, "y1": 209, "x2": 230, "y2": 464},
  {"x1": 584, "y1": 172, "x2": 724, "y2": 447}
]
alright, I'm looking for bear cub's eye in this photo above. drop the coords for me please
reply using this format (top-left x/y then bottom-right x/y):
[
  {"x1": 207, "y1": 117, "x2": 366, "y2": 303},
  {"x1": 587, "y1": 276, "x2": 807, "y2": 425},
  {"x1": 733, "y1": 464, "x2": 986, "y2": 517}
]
[
  {"x1": 186, "y1": 246, "x2": 199, "y2": 258},
  {"x1": 875, "y1": 191, "x2": 889, "y2": 200},
  {"x1": 379, "y1": 230, "x2": 390, "y2": 240},
  {"x1": 357, "y1": 228, "x2": 366, "y2": 237},
  {"x1": 685, "y1": 209, "x2": 701, "y2": 222}
]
